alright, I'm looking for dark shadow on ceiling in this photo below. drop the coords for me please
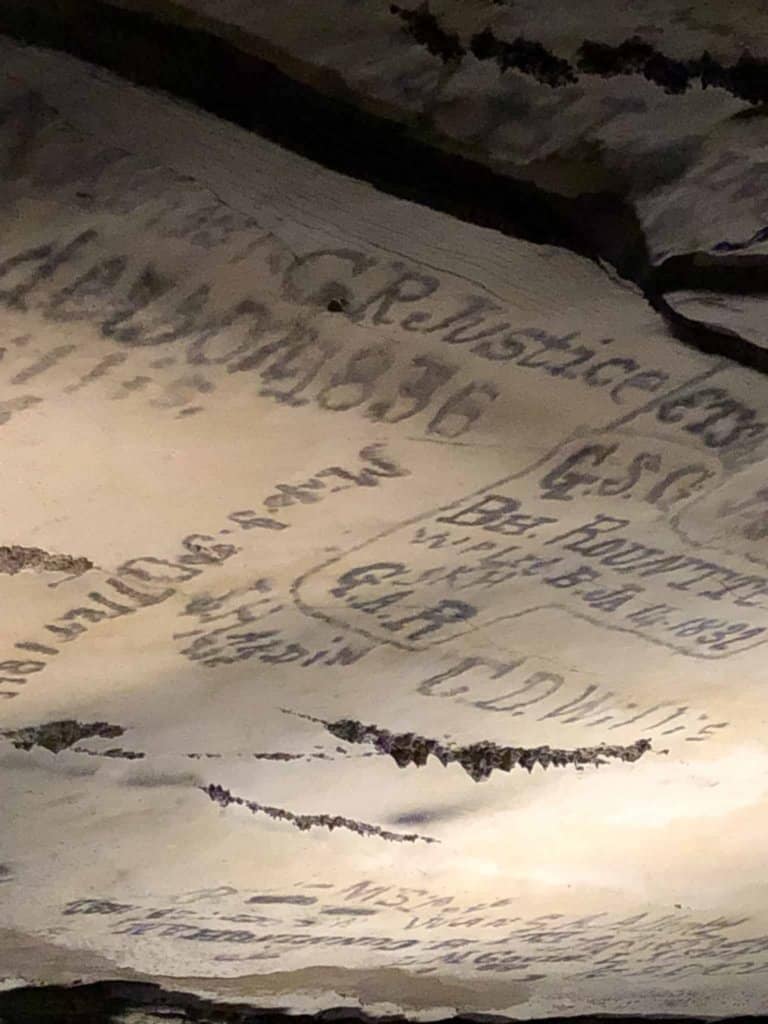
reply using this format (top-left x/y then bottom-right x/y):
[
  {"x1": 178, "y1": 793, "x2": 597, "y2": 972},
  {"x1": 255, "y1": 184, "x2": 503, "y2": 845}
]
[
  {"x1": 1, "y1": 1, "x2": 767, "y2": 375},
  {"x1": 0, "y1": 981, "x2": 763, "y2": 1024}
]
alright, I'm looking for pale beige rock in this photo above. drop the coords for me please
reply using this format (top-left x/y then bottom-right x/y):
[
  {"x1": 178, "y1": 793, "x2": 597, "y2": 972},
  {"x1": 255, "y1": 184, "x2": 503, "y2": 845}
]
[{"x1": 0, "y1": 37, "x2": 767, "y2": 1020}]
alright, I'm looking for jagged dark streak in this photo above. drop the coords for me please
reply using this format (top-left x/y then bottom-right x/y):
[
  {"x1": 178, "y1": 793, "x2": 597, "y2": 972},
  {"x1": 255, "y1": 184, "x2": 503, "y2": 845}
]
[
  {"x1": 304, "y1": 715, "x2": 651, "y2": 782},
  {"x1": 72, "y1": 745, "x2": 145, "y2": 759},
  {"x1": 201, "y1": 782, "x2": 439, "y2": 843},
  {"x1": 0, "y1": 543, "x2": 92, "y2": 576},
  {"x1": 578, "y1": 38, "x2": 768, "y2": 104},
  {"x1": 285, "y1": 710, "x2": 652, "y2": 782},
  {"x1": 470, "y1": 28, "x2": 576, "y2": 86},
  {"x1": 1, "y1": 719, "x2": 124, "y2": 752},
  {"x1": 389, "y1": 3, "x2": 465, "y2": 64},
  {"x1": 186, "y1": 750, "x2": 334, "y2": 760},
  {"x1": 0, "y1": 724, "x2": 340, "y2": 763},
  {"x1": 391, "y1": 5, "x2": 768, "y2": 103}
]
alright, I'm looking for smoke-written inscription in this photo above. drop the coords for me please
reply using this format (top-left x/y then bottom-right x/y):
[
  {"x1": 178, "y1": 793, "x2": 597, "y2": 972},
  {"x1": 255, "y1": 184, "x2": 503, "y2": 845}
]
[
  {"x1": 0, "y1": 446, "x2": 402, "y2": 698},
  {"x1": 57, "y1": 884, "x2": 768, "y2": 981},
  {"x1": 0, "y1": 229, "x2": 498, "y2": 439},
  {"x1": 174, "y1": 578, "x2": 372, "y2": 670},
  {"x1": 295, "y1": 437, "x2": 768, "y2": 659},
  {"x1": 0, "y1": 225, "x2": 764, "y2": 458}
]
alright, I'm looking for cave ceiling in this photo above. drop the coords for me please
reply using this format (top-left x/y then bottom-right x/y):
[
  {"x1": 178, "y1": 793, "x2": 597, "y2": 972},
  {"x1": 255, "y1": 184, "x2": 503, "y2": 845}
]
[{"x1": 1, "y1": 2, "x2": 768, "y2": 1021}]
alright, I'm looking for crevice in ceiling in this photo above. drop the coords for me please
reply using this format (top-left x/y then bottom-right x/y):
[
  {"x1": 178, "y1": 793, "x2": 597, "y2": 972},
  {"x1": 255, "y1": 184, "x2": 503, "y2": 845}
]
[
  {"x1": 576, "y1": 38, "x2": 768, "y2": 103},
  {"x1": 391, "y1": 3, "x2": 768, "y2": 103},
  {"x1": 71, "y1": 745, "x2": 145, "y2": 759},
  {"x1": 199, "y1": 783, "x2": 439, "y2": 843},
  {"x1": 185, "y1": 751, "x2": 336, "y2": 762},
  {"x1": 1, "y1": 719, "x2": 125, "y2": 752},
  {"x1": 469, "y1": 28, "x2": 577, "y2": 87},
  {"x1": 0, "y1": 725, "x2": 353, "y2": 764},
  {"x1": 389, "y1": 4, "x2": 466, "y2": 65},
  {"x1": 2, "y1": 1, "x2": 768, "y2": 373},
  {"x1": 294, "y1": 714, "x2": 652, "y2": 781},
  {"x1": 0, "y1": 544, "x2": 93, "y2": 577}
]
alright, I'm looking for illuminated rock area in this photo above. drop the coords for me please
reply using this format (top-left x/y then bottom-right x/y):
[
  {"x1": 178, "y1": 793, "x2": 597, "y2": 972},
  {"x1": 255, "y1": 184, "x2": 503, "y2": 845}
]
[{"x1": 0, "y1": 5, "x2": 767, "y2": 1020}]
